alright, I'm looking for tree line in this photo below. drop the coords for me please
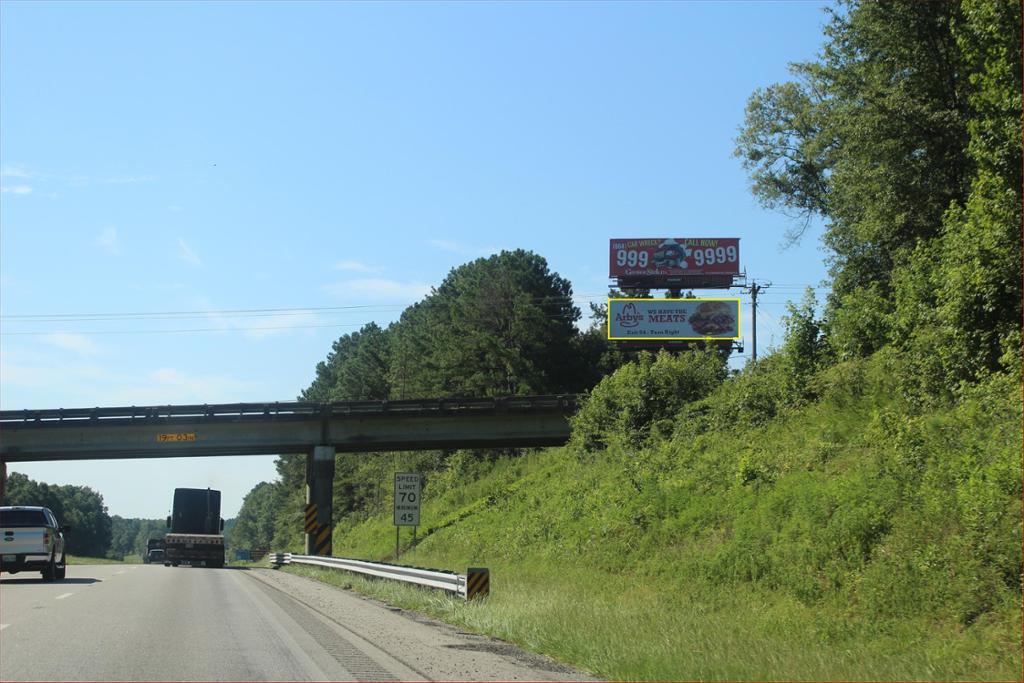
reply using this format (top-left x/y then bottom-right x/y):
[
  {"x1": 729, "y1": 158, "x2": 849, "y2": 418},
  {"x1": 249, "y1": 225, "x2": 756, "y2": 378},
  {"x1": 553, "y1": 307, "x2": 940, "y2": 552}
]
[
  {"x1": 1, "y1": 471, "x2": 216, "y2": 560},
  {"x1": 2, "y1": 472, "x2": 115, "y2": 557}
]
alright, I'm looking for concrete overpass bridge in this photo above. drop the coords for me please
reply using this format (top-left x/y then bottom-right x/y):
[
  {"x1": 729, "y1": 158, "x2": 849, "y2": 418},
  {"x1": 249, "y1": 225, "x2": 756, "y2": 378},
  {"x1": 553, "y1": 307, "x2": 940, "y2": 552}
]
[{"x1": 0, "y1": 395, "x2": 578, "y2": 555}]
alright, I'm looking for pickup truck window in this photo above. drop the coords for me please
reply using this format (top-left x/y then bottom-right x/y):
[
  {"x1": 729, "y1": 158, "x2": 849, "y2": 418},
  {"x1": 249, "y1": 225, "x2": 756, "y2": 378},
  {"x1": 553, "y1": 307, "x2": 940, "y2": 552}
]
[{"x1": 0, "y1": 510, "x2": 49, "y2": 527}]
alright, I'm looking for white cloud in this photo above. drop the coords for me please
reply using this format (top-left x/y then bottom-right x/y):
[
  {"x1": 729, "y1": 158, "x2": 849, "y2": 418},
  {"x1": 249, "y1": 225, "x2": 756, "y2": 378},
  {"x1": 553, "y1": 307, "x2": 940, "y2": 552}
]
[
  {"x1": 242, "y1": 310, "x2": 320, "y2": 340},
  {"x1": 41, "y1": 332, "x2": 99, "y2": 356},
  {"x1": 0, "y1": 348, "x2": 259, "y2": 408},
  {"x1": 323, "y1": 278, "x2": 432, "y2": 302},
  {"x1": 1, "y1": 166, "x2": 36, "y2": 178},
  {"x1": 107, "y1": 368, "x2": 258, "y2": 405},
  {"x1": 0, "y1": 356, "x2": 108, "y2": 393},
  {"x1": 190, "y1": 295, "x2": 320, "y2": 340},
  {"x1": 177, "y1": 238, "x2": 202, "y2": 266},
  {"x1": 333, "y1": 259, "x2": 380, "y2": 273},
  {"x1": 102, "y1": 175, "x2": 157, "y2": 185},
  {"x1": 97, "y1": 227, "x2": 121, "y2": 255},
  {"x1": 427, "y1": 239, "x2": 503, "y2": 257},
  {"x1": 150, "y1": 368, "x2": 229, "y2": 394},
  {"x1": 1, "y1": 185, "x2": 32, "y2": 195}
]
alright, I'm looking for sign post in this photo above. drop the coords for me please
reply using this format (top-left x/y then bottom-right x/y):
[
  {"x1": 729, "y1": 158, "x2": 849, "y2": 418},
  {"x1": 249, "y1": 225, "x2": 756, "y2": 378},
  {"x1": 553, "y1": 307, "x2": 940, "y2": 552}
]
[{"x1": 394, "y1": 472, "x2": 421, "y2": 560}]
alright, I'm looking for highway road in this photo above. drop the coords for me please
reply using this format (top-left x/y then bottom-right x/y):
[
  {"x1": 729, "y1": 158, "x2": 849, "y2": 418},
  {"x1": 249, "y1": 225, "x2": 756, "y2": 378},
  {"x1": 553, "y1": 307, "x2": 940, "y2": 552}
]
[{"x1": 0, "y1": 564, "x2": 595, "y2": 682}]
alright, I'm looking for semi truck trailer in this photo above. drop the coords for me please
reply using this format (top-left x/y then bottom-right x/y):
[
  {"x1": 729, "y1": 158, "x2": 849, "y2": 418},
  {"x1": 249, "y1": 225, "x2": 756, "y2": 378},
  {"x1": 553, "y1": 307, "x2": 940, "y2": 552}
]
[{"x1": 164, "y1": 488, "x2": 225, "y2": 568}]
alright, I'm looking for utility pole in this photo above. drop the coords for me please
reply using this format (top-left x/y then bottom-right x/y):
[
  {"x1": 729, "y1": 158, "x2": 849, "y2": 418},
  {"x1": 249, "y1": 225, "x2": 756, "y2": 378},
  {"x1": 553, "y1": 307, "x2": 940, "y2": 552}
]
[{"x1": 747, "y1": 281, "x2": 771, "y2": 361}]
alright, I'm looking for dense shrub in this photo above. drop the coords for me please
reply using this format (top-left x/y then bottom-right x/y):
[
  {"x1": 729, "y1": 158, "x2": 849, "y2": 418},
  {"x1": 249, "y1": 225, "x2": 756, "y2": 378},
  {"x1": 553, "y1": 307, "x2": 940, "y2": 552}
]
[{"x1": 569, "y1": 349, "x2": 727, "y2": 456}]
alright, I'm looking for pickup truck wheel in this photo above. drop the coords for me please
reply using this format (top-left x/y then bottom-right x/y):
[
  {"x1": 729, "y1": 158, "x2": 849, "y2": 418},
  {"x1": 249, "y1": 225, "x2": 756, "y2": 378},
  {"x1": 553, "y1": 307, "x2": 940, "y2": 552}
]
[
  {"x1": 55, "y1": 554, "x2": 67, "y2": 580},
  {"x1": 41, "y1": 555, "x2": 56, "y2": 582}
]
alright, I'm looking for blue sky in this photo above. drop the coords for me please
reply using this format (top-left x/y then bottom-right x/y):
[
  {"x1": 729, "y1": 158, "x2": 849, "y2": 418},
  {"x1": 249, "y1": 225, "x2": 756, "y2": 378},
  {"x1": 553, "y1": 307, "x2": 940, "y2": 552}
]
[{"x1": 1, "y1": 1, "x2": 832, "y2": 519}]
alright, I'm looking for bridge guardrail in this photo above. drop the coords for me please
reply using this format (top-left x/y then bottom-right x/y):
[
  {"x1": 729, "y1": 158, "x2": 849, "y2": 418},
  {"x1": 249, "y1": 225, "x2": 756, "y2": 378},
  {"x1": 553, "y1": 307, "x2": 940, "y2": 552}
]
[
  {"x1": 269, "y1": 552, "x2": 489, "y2": 600},
  {"x1": 0, "y1": 395, "x2": 578, "y2": 426}
]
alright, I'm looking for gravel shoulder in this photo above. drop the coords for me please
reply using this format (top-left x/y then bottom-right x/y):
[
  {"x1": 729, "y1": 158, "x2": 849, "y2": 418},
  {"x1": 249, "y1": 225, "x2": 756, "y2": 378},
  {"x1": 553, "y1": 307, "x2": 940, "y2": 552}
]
[{"x1": 243, "y1": 567, "x2": 599, "y2": 682}]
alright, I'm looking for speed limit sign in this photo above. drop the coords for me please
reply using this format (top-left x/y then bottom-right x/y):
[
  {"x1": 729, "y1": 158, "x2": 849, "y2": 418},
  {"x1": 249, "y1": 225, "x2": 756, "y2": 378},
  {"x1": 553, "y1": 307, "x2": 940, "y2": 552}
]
[{"x1": 394, "y1": 473, "x2": 421, "y2": 527}]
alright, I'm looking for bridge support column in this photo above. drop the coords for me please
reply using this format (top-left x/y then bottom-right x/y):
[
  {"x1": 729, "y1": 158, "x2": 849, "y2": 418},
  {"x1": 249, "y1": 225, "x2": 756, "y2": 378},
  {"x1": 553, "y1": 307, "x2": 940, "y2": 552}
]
[{"x1": 304, "y1": 446, "x2": 335, "y2": 556}]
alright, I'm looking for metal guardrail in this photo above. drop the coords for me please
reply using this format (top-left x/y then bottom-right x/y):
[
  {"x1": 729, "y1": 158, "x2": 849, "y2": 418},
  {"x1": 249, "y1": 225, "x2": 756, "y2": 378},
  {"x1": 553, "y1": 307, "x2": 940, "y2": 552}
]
[
  {"x1": 269, "y1": 553, "x2": 489, "y2": 600},
  {"x1": 0, "y1": 395, "x2": 578, "y2": 426}
]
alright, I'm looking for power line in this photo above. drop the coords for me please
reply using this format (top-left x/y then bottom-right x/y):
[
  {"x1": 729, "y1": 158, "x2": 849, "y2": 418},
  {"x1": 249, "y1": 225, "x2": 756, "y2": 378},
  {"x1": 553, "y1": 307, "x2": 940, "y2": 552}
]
[
  {"x1": 0, "y1": 322, "x2": 372, "y2": 336},
  {"x1": 0, "y1": 285, "x2": 830, "y2": 338},
  {"x1": 0, "y1": 310, "x2": 593, "y2": 337},
  {"x1": 0, "y1": 293, "x2": 615, "y2": 323}
]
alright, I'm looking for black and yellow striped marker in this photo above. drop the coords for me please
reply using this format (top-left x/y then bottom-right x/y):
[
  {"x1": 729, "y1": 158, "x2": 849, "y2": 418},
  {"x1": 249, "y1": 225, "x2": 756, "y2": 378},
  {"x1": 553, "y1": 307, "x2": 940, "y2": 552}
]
[
  {"x1": 314, "y1": 524, "x2": 332, "y2": 556},
  {"x1": 466, "y1": 567, "x2": 489, "y2": 600},
  {"x1": 304, "y1": 503, "x2": 317, "y2": 534}
]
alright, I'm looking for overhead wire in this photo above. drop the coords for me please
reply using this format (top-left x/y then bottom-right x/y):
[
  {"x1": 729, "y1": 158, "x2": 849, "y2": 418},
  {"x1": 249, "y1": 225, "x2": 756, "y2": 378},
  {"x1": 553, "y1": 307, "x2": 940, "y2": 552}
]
[{"x1": 0, "y1": 284, "x2": 829, "y2": 337}]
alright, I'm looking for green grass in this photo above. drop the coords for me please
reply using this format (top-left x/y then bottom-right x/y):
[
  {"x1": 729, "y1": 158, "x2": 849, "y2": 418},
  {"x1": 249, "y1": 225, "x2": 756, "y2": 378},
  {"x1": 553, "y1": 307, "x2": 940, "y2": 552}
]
[
  {"x1": 287, "y1": 356, "x2": 1021, "y2": 681},
  {"x1": 283, "y1": 562, "x2": 1020, "y2": 681}
]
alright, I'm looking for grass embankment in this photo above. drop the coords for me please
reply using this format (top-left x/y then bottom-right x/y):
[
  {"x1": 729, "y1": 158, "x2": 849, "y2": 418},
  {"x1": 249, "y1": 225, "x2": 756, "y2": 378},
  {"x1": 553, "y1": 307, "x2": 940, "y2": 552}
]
[{"x1": 303, "y1": 354, "x2": 1020, "y2": 681}]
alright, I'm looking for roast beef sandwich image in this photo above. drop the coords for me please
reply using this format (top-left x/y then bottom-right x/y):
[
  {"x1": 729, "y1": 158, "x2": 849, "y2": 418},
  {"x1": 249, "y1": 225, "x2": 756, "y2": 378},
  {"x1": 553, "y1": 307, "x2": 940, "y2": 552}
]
[{"x1": 688, "y1": 301, "x2": 736, "y2": 336}]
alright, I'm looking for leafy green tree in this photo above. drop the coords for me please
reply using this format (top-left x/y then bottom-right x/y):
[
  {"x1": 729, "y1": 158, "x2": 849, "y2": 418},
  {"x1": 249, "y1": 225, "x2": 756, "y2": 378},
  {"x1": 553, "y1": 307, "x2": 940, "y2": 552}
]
[
  {"x1": 133, "y1": 518, "x2": 167, "y2": 555},
  {"x1": 303, "y1": 322, "x2": 391, "y2": 402},
  {"x1": 389, "y1": 249, "x2": 586, "y2": 397},
  {"x1": 230, "y1": 482, "x2": 276, "y2": 550},
  {"x1": 2, "y1": 472, "x2": 112, "y2": 556},
  {"x1": 108, "y1": 516, "x2": 140, "y2": 559},
  {"x1": 779, "y1": 287, "x2": 826, "y2": 400},
  {"x1": 736, "y1": 0, "x2": 1020, "y2": 394}
]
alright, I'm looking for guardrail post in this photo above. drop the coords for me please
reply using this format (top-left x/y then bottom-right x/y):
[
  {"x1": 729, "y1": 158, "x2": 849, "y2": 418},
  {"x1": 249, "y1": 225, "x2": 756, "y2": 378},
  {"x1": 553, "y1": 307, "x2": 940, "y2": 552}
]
[
  {"x1": 304, "y1": 445, "x2": 335, "y2": 556},
  {"x1": 466, "y1": 567, "x2": 489, "y2": 600}
]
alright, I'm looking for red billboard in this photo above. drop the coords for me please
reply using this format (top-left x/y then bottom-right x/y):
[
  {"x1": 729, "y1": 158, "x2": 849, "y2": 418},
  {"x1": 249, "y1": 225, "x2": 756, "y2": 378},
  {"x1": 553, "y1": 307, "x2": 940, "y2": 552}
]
[{"x1": 609, "y1": 238, "x2": 741, "y2": 279}]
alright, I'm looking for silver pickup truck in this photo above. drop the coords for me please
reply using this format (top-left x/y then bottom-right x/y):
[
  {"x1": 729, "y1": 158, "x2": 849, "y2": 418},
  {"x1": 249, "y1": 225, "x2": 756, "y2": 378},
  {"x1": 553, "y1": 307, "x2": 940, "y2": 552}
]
[{"x1": 0, "y1": 506, "x2": 69, "y2": 581}]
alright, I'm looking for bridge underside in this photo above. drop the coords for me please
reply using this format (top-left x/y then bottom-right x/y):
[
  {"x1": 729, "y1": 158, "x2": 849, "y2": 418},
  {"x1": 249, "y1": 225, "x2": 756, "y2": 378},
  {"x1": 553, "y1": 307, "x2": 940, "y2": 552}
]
[{"x1": 0, "y1": 396, "x2": 577, "y2": 557}]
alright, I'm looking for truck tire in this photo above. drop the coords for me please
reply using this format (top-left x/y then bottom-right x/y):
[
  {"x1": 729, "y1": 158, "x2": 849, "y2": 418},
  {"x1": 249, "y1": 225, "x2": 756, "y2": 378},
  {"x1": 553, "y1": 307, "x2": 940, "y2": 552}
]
[
  {"x1": 41, "y1": 554, "x2": 56, "y2": 582},
  {"x1": 55, "y1": 553, "x2": 67, "y2": 580}
]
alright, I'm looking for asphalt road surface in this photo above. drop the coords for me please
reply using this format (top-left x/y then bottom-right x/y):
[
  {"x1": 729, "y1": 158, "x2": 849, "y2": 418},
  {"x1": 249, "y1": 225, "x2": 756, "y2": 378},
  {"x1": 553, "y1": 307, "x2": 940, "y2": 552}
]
[{"x1": 0, "y1": 564, "x2": 596, "y2": 682}]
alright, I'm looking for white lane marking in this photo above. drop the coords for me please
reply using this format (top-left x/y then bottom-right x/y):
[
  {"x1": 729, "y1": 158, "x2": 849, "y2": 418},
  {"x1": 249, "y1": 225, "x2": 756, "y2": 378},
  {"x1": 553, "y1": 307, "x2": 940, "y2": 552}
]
[
  {"x1": 114, "y1": 570, "x2": 125, "y2": 575},
  {"x1": 55, "y1": 592, "x2": 74, "y2": 600},
  {"x1": 0, "y1": 624, "x2": 9, "y2": 631}
]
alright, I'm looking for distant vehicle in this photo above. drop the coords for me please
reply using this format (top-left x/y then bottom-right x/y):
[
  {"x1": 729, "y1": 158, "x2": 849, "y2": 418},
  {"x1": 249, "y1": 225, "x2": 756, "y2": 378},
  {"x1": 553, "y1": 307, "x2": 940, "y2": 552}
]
[
  {"x1": 0, "y1": 506, "x2": 70, "y2": 581},
  {"x1": 147, "y1": 548, "x2": 165, "y2": 563},
  {"x1": 143, "y1": 538, "x2": 165, "y2": 564},
  {"x1": 164, "y1": 488, "x2": 224, "y2": 568}
]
